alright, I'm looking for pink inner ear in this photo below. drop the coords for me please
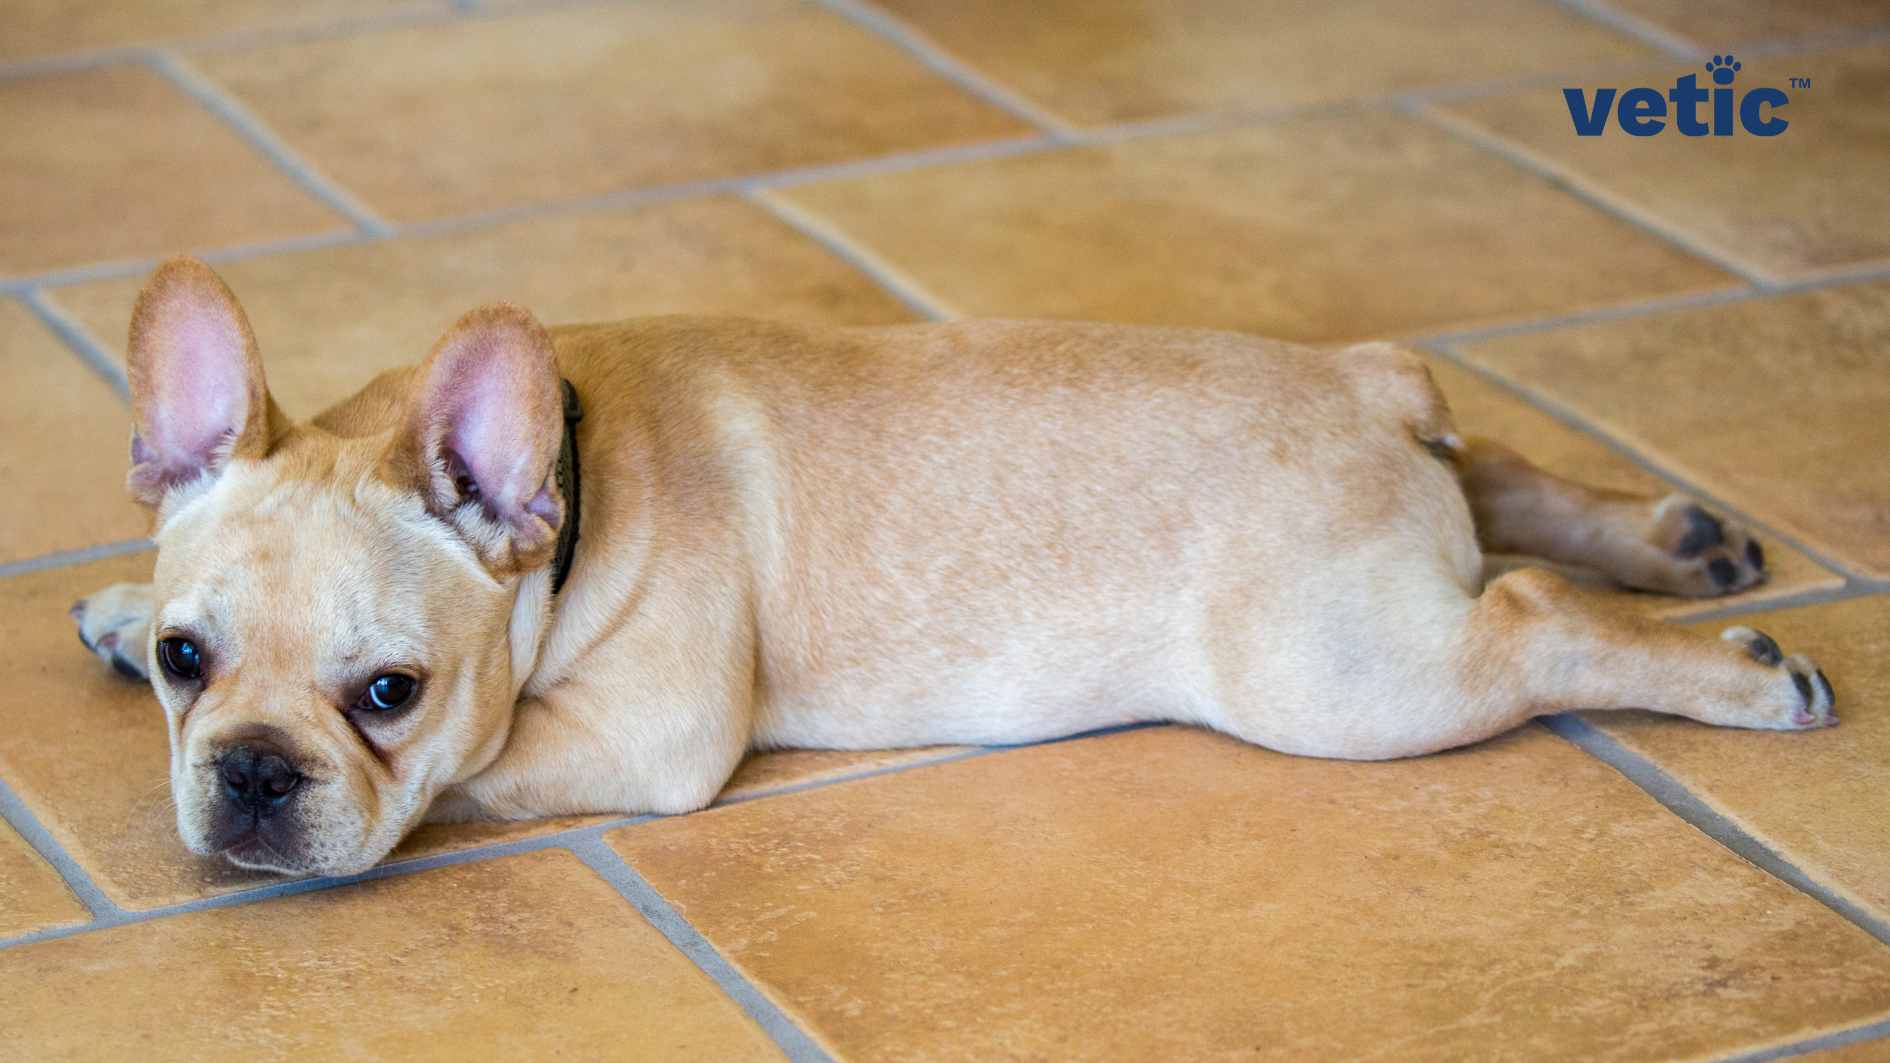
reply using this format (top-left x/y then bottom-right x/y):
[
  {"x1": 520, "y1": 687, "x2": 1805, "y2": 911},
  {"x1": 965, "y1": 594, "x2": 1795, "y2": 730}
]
[
  {"x1": 138, "y1": 292, "x2": 251, "y2": 477},
  {"x1": 433, "y1": 321, "x2": 558, "y2": 528}
]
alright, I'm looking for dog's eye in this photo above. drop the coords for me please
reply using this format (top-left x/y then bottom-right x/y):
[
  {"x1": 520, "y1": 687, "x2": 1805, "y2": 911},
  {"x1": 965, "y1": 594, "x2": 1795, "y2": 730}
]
[
  {"x1": 362, "y1": 673, "x2": 417, "y2": 712},
  {"x1": 157, "y1": 637, "x2": 203, "y2": 681}
]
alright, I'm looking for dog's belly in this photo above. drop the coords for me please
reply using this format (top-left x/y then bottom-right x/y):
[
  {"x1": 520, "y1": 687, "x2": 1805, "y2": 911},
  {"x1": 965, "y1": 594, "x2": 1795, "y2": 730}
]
[{"x1": 731, "y1": 322, "x2": 1476, "y2": 750}]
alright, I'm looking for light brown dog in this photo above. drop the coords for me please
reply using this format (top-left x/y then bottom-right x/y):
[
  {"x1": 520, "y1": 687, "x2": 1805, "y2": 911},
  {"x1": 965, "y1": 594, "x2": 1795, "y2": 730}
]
[{"x1": 73, "y1": 258, "x2": 1833, "y2": 877}]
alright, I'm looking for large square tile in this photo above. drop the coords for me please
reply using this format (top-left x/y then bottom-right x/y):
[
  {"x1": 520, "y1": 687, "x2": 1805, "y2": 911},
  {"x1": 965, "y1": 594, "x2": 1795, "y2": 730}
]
[
  {"x1": 0, "y1": 0, "x2": 442, "y2": 62},
  {"x1": 0, "y1": 821, "x2": 88, "y2": 939},
  {"x1": 51, "y1": 197, "x2": 914, "y2": 415},
  {"x1": 1425, "y1": 358, "x2": 1841, "y2": 615},
  {"x1": 1440, "y1": 42, "x2": 1890, "y2": 281},
  {"x1": 191, "y1": 0, "x2": 1032, "y2": 223},
  {"x1": 610, "y1": 725, "x2": 1890, "y2": 1061},
  {"x1": 0, "y1": 65, "x2": 348, "y2": 278},
  {"x1": 1606, "y1": 0, "x2": 1890, "y2": 45},
  {"x1": 1457, "y1": 281, "x2": 1890, "y2": 578},
  {"x1": 0, "y1": 850, "x2": 782, "y2": 1059},
  {"x1": 0, "y1": 301, "x2": 147, "y2": 565},
  {"x1": 1588, "y1": 594, "x2": 1890, "y2": 922},
  {"x1": 872, "y1": 0, "x2": 1657, "y2": 127},
  {"x1": 768, "y1": 112, "x2": 1737, "y2": 344}
]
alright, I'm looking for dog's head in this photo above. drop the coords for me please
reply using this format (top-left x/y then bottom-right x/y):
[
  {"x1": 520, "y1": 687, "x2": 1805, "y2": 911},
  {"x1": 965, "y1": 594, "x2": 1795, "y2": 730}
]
[{"x1": 126, "y1": 258, "x2": 569, "y2": 876}]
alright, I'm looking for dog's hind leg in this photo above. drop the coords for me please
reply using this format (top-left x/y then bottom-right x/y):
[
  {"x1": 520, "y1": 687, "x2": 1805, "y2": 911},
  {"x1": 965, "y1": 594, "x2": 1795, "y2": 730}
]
[
  {"x1": 1210, "y1": 567, "x2": 1834, "y2": 762},
  {"x1": 1449, "y1": 436, "x2": 1767, "y2": 597},
  {"x1": 71, "y1": 581, "x2": 155, "y2": 681}
]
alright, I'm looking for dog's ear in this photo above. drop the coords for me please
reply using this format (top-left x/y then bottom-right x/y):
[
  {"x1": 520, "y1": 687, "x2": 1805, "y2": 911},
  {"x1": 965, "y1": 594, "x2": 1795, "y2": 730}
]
[
  {"x1": 386, "y1": 303, "x2": 565, "y2": 579},
  {"x1": 125, "y1": 257, "x2": 275, "y2": 508}
]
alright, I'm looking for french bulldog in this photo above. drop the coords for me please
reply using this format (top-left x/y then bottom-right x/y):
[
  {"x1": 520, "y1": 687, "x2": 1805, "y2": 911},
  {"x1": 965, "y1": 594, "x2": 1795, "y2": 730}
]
[{"x1": 72, "y1": 257, "x2": 1832, "y2": 877}]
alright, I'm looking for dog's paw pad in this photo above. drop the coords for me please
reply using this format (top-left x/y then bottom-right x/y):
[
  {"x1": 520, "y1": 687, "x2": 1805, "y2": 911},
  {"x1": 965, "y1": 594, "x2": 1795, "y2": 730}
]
[{"x1": 1651, "y1": 496, "x2": 1767, "y2": 596}]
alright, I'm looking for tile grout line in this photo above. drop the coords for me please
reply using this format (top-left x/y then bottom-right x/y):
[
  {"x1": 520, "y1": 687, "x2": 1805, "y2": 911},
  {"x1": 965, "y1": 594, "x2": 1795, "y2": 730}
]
[
  {"x1": 747, "y1": 190, "x2": 958, "y2": 321},
  {"x1": 1713, "y1": 1015, "x2": 1890, "y2": 1063},
  {"x1": 1670, "y1": 582, "x2": 1889, "y2": 628},
  {"x1": 1409, "y1": 259, "x2": 1890, "y2": 349},
  {"x1": 811, "y1": 0, "x2": 1077, "y2": 140},
  {"x1": 0, "y1": 775, "x2": 124, "y2": 920},
  {"x1": 1546, "y1": 0, "x2": 1703, "y2": 59},
  {"x1": 145, "y1": 50, "x2": 390, "y2": 236},
  {"x1": 569, "y1": 836, "x2": 837, "y2": 1063},
  {"x1": 1419, "y1": 336, "x2": 1877, "y2": 586},
  {"x1": 1400, "y1": 101, "x2": 1781, "y2": 287},
  {"x1": 15, "y1": 290, "x2": 131, "y2": 398},
  {"x1": 0, "y1": 539, "x2": 152, "y2": 581},
  {"x1": 1542, "y1": 714, "x2": 1890, "y2": 951}
]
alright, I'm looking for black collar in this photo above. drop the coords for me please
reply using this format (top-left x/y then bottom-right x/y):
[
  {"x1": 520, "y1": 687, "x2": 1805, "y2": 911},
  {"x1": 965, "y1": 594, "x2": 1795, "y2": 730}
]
[{"x1": 549, "y1": 378, "x2": 583, "y2": 595}]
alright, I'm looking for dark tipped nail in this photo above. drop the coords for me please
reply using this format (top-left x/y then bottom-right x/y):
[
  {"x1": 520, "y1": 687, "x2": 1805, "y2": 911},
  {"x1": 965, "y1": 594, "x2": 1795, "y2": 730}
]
[
  {"x1": 1791, "y1": 671, "x2": 1814, "y2": 706},
  {"x1": 1745, "y1": 632, "x2": 1783, "y2": 667}
]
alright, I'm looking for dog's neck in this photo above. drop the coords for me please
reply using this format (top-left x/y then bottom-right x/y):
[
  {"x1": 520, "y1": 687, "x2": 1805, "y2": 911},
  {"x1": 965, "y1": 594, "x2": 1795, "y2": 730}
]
[{"x1": 549, "y1": 378, "x2": 583, "y2": 596}]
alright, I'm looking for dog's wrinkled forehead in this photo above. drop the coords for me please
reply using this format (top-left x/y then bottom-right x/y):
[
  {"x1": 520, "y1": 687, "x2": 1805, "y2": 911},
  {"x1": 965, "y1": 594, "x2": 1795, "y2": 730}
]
[{"x1": 152, "y1": 458, "x2": 497, "y2": 669}]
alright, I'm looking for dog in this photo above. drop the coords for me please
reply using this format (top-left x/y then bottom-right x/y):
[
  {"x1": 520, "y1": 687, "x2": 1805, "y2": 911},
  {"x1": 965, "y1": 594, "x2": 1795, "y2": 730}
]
[{"x1": 70, "y1": 257, "x2": 1834, "y2": 878}]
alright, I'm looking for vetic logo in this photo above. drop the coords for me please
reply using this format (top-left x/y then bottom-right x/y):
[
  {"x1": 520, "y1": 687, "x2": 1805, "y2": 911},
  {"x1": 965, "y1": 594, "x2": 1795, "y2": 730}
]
[{"x1": 1564, "y1": 53, "x2": 1790, "y2": 137}]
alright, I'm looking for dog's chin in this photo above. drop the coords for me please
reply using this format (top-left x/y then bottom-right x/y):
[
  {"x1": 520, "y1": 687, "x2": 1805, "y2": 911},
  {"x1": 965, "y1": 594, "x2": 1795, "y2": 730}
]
[
  {"x1": 211, "y1": 832, "x2": 385, "y2": 877},
  {"x1": 187, "y1": 813, "x2": 385, "y2": 878},
  {"x1": 215, "y1": 830, "x2": 307, "y2": 874}
]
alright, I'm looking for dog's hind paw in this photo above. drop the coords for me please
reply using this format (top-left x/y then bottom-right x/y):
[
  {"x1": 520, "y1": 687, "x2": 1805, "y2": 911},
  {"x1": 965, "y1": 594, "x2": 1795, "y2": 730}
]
[
  {"x1": 1645, "y1": 495, "x2": 1768, "y2": 597},
  {"x1": 71, "y1": 582, "x2": 155, "y2": 682}
]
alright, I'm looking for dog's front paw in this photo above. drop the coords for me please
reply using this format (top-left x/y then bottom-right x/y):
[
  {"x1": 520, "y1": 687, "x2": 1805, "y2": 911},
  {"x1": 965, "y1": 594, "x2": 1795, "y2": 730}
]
[
  {"x1": 1646, "y1": 495, "x2": 1767, "y2": 597},
  {"x1": 1720, "y1": 626, "x2": 1836, "y2": 729},
  {"x1": 71, "y1": 582, "x2": 155, "y2": 682}
]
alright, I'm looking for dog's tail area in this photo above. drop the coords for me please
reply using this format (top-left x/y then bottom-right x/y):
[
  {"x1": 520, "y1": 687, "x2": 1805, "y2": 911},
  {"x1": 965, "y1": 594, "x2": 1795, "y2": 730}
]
[{"x1": 1338, "y1": 341, "x2": 1464, "y2": 464}]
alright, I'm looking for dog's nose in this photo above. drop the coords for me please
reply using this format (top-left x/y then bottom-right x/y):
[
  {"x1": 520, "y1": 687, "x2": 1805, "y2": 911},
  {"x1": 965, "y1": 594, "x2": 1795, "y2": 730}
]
[{"x1": 219, "y1": 742, "x2": 302, "y2": 817}]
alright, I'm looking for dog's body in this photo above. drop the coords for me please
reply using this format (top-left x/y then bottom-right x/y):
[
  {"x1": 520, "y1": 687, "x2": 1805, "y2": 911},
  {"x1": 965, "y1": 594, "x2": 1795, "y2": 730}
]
[{"x1": 75, "y1": 260, "x2": 1834, "y2": 876}]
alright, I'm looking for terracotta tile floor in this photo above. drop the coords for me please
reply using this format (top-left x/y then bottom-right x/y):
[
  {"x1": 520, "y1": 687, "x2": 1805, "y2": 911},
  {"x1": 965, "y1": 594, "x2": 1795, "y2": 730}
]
[{"x1": 3, "y1": 2, "x2": 1887, "y2": 1058}]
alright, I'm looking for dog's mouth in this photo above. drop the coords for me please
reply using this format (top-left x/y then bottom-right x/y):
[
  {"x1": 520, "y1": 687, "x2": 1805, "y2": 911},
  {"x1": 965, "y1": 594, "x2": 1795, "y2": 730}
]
[{"x1": 214, "y1": 823, "x2": 302, "y2": 872}]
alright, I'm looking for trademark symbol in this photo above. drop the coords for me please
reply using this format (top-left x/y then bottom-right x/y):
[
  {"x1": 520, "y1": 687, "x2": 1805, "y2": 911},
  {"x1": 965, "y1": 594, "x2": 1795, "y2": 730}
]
[{"x1": 1790, "y1": 76, "x2": 1812, "y2": 88}]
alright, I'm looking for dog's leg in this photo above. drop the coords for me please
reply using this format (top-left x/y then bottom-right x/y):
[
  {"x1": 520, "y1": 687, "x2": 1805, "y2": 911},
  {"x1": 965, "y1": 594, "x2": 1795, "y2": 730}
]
[
  {"x1": 1445, "y1": 567, "x2": 1834, "y2": 739},
  {"x1": 70, "y1": 582, "x2": 155, "y2": 681},
  {"x1": 1218, "y1": 567, "x2": 1834, "y2": 761},
  {"x1": 432, "y1": 684, "x2": 751, "y2": 821},
  {"x1": 1452, "y1": 436, "x2": 1766, "y2": 596}
]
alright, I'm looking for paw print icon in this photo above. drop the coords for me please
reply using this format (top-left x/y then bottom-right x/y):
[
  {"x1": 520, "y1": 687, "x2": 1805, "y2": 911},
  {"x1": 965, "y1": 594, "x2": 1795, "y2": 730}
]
[{"x1": 1706, "y1": 54, "x2": 1742, "y2": 85}]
